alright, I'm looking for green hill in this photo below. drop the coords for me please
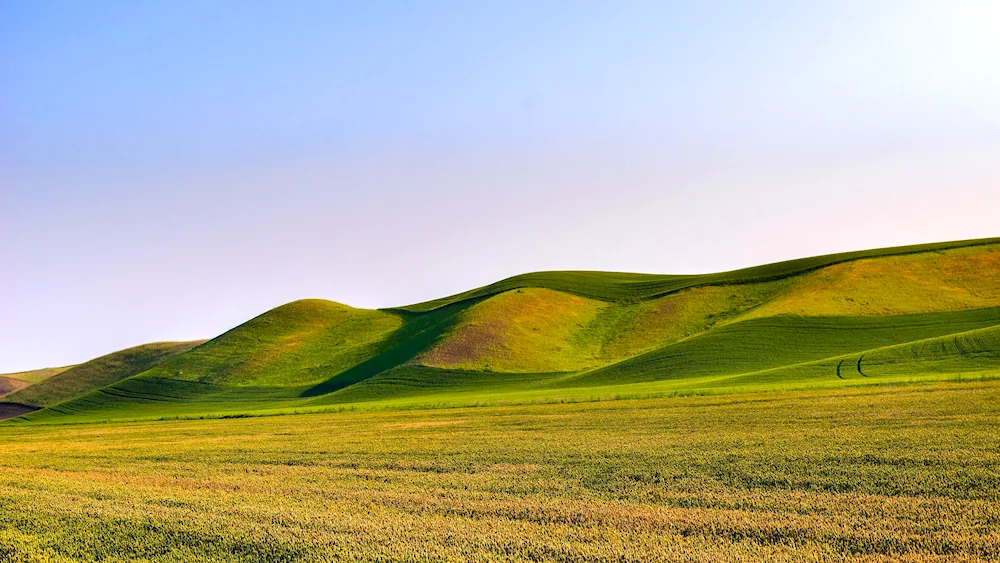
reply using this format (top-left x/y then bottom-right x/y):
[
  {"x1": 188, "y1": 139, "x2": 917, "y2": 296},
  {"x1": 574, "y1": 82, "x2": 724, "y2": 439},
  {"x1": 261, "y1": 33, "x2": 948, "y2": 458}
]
[
  {"x1": 0, "y1": 366, "x2": 74, "y2": 399},
  {"x1": 1, "y1": 365, "x2": 75, "y2": 385},
  {"x1": 10, "y1": 237, "x2": 1000, "y2": 424},
  {"x1": 6, "y1": 341, "x2": 204, "y2": 408},
  {"x1": 393, "y1": 237, "x2": 1000, "y2": 313}
]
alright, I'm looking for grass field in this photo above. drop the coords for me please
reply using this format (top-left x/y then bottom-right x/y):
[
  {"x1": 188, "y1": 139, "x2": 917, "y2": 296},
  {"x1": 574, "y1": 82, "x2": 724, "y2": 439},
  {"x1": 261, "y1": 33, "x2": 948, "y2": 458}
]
[
  {"x1": 15, "y1": 302, "x2": 1000, "y2": 424},
  {"x1": 2, "y1": 381, "x2": 998, "y2": 562},
  {"x1": 3, "y1": 237, "x2": 1000, "y2": 560}
]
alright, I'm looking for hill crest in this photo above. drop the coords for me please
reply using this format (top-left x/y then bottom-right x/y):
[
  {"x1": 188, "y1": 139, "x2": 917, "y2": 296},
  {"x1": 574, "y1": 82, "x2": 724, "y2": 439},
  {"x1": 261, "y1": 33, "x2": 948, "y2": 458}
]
[{"x1": 9, "y1": 236, "x2": 1000, "y2": 424}]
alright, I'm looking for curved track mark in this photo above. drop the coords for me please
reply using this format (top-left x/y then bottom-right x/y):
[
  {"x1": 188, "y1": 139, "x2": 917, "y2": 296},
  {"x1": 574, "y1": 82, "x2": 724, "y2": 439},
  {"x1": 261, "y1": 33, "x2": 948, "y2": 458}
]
[
  {"x1": 836, "y1": 360, "x2": 845, "y2": 379},
  {"x1": 857, "y1": 354, "x2": 869, "y2": 377}
]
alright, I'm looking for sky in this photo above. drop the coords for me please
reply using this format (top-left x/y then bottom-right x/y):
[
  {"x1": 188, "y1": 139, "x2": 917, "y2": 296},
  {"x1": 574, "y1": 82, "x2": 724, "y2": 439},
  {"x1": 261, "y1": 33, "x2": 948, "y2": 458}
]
[{"x1": 2, "y1": 0, "x2": 999, "y2": 372}]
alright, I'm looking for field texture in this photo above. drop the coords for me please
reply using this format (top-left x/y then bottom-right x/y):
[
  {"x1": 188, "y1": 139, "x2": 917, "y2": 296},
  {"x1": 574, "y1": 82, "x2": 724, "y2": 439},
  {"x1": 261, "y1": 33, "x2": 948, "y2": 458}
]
[
  {"x1": 3, "y1": 238, "x2": 1000, "y2": 561},
  {"x1": 2, "y1": 381, "x2": 998, "y2": 562}
]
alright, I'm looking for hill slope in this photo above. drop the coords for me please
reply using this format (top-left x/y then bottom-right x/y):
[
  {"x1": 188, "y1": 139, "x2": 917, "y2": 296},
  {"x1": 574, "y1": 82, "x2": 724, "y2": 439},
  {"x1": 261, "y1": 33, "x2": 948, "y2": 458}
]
[
  {"x1": 0, "y1": 366, "x2": 74, "y2": 399},
  {"x1": 7, "y1": 341, "x2": 204, "y2": 408},
  {"x1": 11, "y1": 237, "x2": 1000, "y2": 424},
  {"x1": 1, "y1": 366, "x2": 74, "y2": 385},
  {"x1": 393, "y1": 237, "x2": 1000, "y2": 313}
]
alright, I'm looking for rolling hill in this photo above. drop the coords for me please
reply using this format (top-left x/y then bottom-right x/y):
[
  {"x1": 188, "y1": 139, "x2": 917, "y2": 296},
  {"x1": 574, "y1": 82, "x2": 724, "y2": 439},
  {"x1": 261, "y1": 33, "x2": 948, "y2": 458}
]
[
  {"x1": 5, "y1": 341, "x2": 204, "y2": 410},
  {"x1": 8, "y1": 236, "x2": 1000, "y2": 424},
  {"x1": 0, "y1": 366, "x2": 73, "y2": 399}
]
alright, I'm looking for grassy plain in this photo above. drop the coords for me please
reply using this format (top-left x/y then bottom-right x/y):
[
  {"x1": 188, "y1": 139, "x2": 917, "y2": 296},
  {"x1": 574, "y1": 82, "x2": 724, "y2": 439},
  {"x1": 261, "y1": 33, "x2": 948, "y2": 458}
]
[
  {"x1": 4, "y1": 238, "x2": 1000, "y2": 560},
  {"x1": 2, "y1": 381, "x2": 999, "y2": 562}
]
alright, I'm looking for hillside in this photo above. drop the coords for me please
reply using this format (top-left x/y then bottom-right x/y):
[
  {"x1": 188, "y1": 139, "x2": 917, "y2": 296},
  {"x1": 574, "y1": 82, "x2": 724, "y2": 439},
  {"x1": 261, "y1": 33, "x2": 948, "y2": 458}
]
[
  {"x1": 393, "y1": 237, "x2": 1000, "y2": 313},
  {"x1": 0, "y1": 377, "x2": 30, "y2": 399},
  {"x1": 1, "y1": 366, "x2": 75, "y2": 385},
  {"x1": 0, "y1": 366, "x2": 74, "y2": 399},
  {"x1": 10, "y1": 236, "x2": 1000, "y2": 424},
  {"x1": 6, "y1": 341, "x2": 205, "y2": 408}
]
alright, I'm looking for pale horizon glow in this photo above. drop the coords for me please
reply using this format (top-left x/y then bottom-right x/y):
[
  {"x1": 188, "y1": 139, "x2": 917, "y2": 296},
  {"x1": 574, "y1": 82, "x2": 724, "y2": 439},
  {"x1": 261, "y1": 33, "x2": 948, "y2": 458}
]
[{"x1": 3, "y1": 1, "x2": 1000, "y2": 372}]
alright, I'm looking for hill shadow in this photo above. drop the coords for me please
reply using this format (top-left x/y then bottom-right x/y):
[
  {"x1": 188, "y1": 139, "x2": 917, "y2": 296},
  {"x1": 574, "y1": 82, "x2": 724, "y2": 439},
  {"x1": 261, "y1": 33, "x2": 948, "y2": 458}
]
[
  {"x1": 0, "y1": 402, "x2": 39, "y2": 421},
  {"x1": 300, "y1": 299, "x2": 478, "y2": 397}
]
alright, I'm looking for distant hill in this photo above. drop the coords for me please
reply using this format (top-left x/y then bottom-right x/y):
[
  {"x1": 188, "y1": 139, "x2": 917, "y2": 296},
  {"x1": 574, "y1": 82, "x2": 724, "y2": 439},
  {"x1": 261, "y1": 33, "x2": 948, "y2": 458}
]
[
  {"x1": 7, "y1": 341, "x2": 204, "y2": 408},
  {"x1": 0, "y1": 366, "x2": 74, "y2": 400},
  {"x1": 0, "y1": 377, "x2": 30, "y2": 399},
  {"x1": 11, "y1": 237, "x2": 1000, "y2": 424},
  {"x1": 1, "y1": 366, "x2": 75, "y2": 385}
]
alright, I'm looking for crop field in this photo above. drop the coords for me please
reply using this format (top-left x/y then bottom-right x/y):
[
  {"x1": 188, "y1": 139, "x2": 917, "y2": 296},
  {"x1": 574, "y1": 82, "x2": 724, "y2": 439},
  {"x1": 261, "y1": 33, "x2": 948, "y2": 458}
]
[
  {"x1": 10, "y1": 0, "x2": 1000, "y2": 558},
  {"x1": 2, "y1": 380, "x2": 999, "y2": 562},
  {"x1": 3, "y1": 238, "x2": 1000, "y2": 560}
]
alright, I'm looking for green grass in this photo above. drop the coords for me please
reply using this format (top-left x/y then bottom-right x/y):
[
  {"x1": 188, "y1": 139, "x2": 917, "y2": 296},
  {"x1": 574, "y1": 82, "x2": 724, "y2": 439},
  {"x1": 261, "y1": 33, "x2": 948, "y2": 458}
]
[
  {"x1": 139, "y1": 300, "x2": 403, "y2": 387},
  {"x1": 416, "y1": 288, "x2": 609, "y2": 372},
  {"x1": 394, "y1": 236, "x2": 1000, "y2": 312},
  {"x1": 0, "y1": 366, "x2": 74, "y2": 385},
  {"x1": 2, "y1": 381, "x2": 999, "y2": 561},
  {"x1": 2, "y1": 367, "x2": 75, "y2": 400},
  {"x1": 18, "y1": 302, "x2": 1000, "y2": 423},
  {"x1": 746, "y1": 242, "x2": 1000, "y2": 317},
  {"x1": 8, "y1": 236, "x2": 1000, "y2": 424},
  {"x1": 399, "y1": 240, "x2": 1000, "y2": 377},
  {"x1": 5, "y1": 238, "x2": 1000, "y2": 560},
  {"x1": 6, "y1": 341, "x2": 203, "y2": 408},
  {"x1": 565, "y1": 306, "x2": 1000, "y2": 387}
]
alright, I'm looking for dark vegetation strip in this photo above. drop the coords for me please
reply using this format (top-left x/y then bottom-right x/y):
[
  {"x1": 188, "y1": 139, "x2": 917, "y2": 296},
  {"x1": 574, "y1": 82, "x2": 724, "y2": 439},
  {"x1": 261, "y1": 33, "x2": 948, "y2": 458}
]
[
  {"x1": 302, "y1": 300, "x2": 477, "y2": 396},
  {"x1": 0, "y1": 403, "x2": 39, "y2": 420},
  {"x1": 857, "y1": 354, "x2": 868, "y2": 377}
]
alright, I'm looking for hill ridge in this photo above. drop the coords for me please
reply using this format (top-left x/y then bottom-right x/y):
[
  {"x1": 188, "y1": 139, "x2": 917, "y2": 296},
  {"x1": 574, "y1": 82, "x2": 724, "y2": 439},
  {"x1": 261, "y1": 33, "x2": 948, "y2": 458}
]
[
  {"x1": 391, "y1": 237, "x2": 1000, "y2": 313},
  {"x1": 9, "y1": 236, "x2": 1000, "y2": 424}
]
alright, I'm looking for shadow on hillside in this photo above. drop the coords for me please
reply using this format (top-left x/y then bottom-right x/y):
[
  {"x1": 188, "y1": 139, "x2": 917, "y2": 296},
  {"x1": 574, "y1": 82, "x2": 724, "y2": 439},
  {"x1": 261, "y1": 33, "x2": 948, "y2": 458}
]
[
  {"x1": 300, "y1": 300, "x2": 478, "y2": 398},
  {"x1": 0, "y1": 402, "x2": 39, "y2": 421}
]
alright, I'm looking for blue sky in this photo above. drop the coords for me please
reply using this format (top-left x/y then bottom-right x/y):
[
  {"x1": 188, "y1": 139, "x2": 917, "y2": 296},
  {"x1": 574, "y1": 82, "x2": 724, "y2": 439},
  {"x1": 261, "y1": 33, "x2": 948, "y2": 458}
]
[{"x1": 3, "y1": 1, "x2": 999, "y2": 372}]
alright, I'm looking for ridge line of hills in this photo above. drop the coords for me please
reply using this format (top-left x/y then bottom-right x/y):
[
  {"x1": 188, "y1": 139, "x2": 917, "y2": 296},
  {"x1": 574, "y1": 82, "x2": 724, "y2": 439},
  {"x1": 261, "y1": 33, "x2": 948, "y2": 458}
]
[
  {"x1": 391, "y1": 237, "x2": 1000, "y2": 312},
  {"x1": 4, "y1": 236, "x2": 1000, "y2": 424}
]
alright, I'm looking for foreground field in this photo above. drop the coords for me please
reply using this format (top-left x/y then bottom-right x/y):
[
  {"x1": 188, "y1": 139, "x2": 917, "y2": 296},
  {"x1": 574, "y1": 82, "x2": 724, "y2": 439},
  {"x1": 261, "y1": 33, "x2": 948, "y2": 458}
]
[{"x1": 2, "y1": 381, "x2": 998, "y2": 562}]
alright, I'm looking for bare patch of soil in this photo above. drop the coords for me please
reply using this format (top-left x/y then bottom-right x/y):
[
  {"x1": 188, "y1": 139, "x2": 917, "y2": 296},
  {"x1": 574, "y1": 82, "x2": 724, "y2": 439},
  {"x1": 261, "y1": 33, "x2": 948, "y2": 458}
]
[
  {"x1": 421, "y1": 321, "x2": 508, "y2": 366},
  {"x1": 0, "y1": 376, "x2": 30, "y2": 399}
]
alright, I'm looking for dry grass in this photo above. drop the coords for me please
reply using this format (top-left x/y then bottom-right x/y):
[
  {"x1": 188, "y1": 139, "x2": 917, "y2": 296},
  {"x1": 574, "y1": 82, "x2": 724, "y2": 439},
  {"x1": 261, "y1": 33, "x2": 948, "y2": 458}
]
[
  {"x1": 2, "y1": 381, "x2": 999, "y2": 561},
  {"x1": 418, "y1": 288, "x2": 607, "y2": 372},
  {"x1": 0, "y1": 377, "x2": 30, "y2": 399},
  {"x1": 0, "y1": 366, "x2": 73, "y2": 385},
  {"x1": 746, "y1": 244, "x2": 1000, "y2": 318}
]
